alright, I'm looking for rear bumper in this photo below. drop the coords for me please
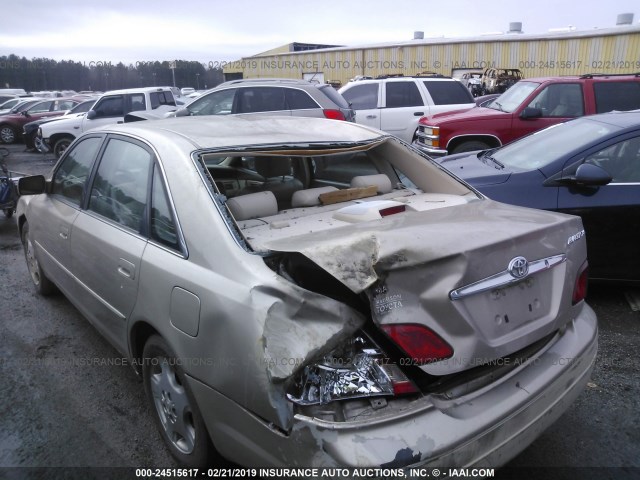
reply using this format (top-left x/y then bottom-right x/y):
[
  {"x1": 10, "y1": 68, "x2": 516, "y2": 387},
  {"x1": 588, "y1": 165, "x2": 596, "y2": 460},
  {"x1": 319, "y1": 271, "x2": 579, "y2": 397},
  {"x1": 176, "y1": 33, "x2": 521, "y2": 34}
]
[{"x1": 190, "y1": 304, "x2": 597, "y2": 467}]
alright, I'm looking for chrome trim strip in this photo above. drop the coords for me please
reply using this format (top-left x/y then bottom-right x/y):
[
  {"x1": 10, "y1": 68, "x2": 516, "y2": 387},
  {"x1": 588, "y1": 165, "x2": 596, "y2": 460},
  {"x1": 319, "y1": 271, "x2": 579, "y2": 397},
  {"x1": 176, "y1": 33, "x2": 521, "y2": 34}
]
[{"x1": 449, "y1": 254, "x2": 566, "y2": 300}]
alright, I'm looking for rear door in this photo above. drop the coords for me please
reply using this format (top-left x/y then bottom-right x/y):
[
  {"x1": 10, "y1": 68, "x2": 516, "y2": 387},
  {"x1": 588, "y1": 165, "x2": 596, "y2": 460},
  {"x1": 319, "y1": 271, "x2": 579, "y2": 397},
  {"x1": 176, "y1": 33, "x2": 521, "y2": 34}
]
[
  {"x1": 233, "y1": 86, "x2": 291, "y2": 117},
  {"x1": 340, "y1": 82, "x2": 381, "y2": 130},
  {"x1": 557, "y1": 133, "x2": 640, "y2": 281},
  {"x1": 70, "y1": 135, "x2": 152, "y2": 352},
  {"x1": 379, "y1": 80, "x2": 425, "y2": 141}
]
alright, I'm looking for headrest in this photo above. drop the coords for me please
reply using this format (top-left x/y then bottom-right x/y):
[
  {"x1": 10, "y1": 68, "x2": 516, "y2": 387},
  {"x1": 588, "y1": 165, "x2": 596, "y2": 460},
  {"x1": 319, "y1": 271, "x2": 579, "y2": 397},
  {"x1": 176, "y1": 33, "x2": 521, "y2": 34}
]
[
  {"x1": 350, "y1": 174, "x2": 392, "y2": 194},
  {"x1": 291, "y1": 186, "x2": 338, "y2": 208},
  {"x1": 226, "y1": 191, "x2": 278, "y2": 221},
  {"x1": 254, "y1": 157, "x2": 291, "y2": 179}
]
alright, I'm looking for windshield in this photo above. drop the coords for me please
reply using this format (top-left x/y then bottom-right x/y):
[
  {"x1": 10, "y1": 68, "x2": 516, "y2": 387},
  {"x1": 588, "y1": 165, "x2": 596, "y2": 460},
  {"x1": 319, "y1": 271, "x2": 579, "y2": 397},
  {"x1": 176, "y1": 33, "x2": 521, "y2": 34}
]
[
  {"x1": 491, "y1": 118, "x2": 621, "y2": 170},
  {"x1": 487, "y1": 81, "x2": 539, "y2": 113}
]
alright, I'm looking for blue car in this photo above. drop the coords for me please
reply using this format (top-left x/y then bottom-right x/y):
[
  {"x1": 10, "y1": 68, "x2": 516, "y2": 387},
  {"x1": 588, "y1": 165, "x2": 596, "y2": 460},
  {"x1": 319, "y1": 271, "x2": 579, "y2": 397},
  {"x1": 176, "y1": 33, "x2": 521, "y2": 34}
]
[{"x1": 435, "y1": 111, "x2": 640, "y2": 284}]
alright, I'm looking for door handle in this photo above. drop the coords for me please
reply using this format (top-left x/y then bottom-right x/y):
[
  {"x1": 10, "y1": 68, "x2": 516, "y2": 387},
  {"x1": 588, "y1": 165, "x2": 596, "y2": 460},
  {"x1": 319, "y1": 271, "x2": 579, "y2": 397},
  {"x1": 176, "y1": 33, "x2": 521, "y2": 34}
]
[
  {"x1": 118, "y1": 258, "x2": 136, "y2": 280},
  {"x1": 413, "y1": 112, "x2": 425, "y2": 116},
  {"x1": 366, "y1": 115, "x2": 377, "y2": 119},
  {"x1": 59, "y1": 225, "x2": 69, "y2": 239},
  {"x1": 117, "y1": 266, "x2": 132, "y2": 278},
  {"x1": 117, "y1": 121, "x2": 123, "y2": 124}
]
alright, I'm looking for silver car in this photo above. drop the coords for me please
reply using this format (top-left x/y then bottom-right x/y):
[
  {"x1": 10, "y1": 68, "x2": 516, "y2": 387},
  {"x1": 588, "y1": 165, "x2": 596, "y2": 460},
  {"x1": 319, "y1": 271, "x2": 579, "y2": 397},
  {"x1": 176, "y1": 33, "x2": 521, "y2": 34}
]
[
  {"x1": 176, "y1": 78, "x2": 355, "y2": 122},
  {"x1": 16, "y1": 116, "x2": 597, "y2": 468}
]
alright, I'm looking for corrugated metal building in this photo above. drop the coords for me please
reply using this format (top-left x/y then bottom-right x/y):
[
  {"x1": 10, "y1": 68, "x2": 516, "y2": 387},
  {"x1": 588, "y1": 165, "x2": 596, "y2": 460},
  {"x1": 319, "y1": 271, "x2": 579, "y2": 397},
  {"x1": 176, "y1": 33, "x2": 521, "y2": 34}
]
[{"x1": 223, "y1": 21, "x2": 640, "y2": 86}]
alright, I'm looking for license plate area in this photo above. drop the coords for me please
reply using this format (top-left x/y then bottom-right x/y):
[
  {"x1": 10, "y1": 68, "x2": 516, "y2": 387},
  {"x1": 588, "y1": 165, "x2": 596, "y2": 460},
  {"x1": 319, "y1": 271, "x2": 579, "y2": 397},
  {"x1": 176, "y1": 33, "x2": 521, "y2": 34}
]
[{"x1": 460, "y1": 272, "x2": 554, "y2": 339}]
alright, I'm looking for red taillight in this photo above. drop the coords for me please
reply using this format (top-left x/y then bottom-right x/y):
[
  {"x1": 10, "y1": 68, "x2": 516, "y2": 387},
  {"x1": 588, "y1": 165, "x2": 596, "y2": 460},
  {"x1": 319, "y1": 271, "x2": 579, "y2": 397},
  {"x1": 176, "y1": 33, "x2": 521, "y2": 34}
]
[
  {"x1": 323, "y1": 109, "x2": 346, "y2": 121},
  {"x1": 380, "y1": 323, "x2": 453, "y2": 365},
  {"x1": 379, "y1": 363, "x2": 418, "y2": 395},
  {"x1": 572, "y1": 261, "x2": 589, "y2": 305},
  {"x1": 379, "y1": 205, "x2": 406, "y2": 217}
]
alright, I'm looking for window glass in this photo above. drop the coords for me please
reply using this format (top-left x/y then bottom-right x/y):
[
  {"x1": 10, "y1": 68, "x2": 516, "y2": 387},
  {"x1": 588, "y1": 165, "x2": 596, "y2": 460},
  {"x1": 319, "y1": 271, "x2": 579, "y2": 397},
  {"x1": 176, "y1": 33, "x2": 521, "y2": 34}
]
[
  {"x1": 129, "y1": 93, "x2": 146, "y2": 112},
  {"x1": 594, "y1": 82, "x2": 640, "y2": 113},
  {"x1": 55, "y1": 100, "x2": 76, "y2": 111},
  {"x1": 93, "y1": 95, "x2": 125, "y2": 118},
  {"x1": 423, "y1": 81, "x2": 473, "y2": 105},
  {"x1": 285, "y1": 88, "x2": 318, "y2": 110},
  {"x1": 149, "y1": 91, "x2": 176, "y2": 109},
  {"x1": 236, "y1": 87, "x2": 286, "y2": 113},
  {"x1": 526, "y1": 83, "x2": 584, "y2": 118},
  {"x1": 51, "y1": 137, "x2": 102, "y2": 205},
  {"x1": 88, "y1": 138, "x2": 152, "y2": 233},
  {"x1": 341, "y1": 83, "x2": 379, "y2": 110},
  {"x1": 487, "y1": 81, "x2": 538, "y2": 113},
  {"x1": 385, "y1": 81, "x2": 423, "y2": 108},
  {"x1": 150, "y1": 166, "x2": 180, "y2": 249},
  {"x1": 188, "y1": 89, "x2": 235, "y2": 115},
  {"x1": 311, "y1": 152, "x2": 379, "y2": 185},
  {"x1": 584, "y1": 136, "x2": 640, "y2": 183},
  {"x1": 492, "y1": 118, "x2": 619, "y2": 170},
  {"x1": 28, "y1": 101, "x2": 53, "y2": 113}
]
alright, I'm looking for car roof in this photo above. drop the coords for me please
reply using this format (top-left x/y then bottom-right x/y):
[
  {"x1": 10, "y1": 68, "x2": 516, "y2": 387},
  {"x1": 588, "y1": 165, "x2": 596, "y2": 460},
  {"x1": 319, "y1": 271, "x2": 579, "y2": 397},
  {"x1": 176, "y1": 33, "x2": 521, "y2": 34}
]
[
  {"x1": 522, "y1": 74, "x2": 640, "y2": 83},
  {"x1": 100, "y1": 87, "x2": 173, "y2": 95},
  {"x1": 101, "y1": 115, "x2": 384, "y2": 150},
  {"x1": 580, "y1": 110, "x2": 640, "y2": 129}
]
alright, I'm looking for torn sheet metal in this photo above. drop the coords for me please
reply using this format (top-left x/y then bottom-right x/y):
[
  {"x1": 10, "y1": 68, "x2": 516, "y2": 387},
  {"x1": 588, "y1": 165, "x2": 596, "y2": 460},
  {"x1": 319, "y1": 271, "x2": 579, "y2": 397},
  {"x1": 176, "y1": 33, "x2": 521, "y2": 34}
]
[{"x1": 262, "y1": 199, "x2": 583, "y2": 294}]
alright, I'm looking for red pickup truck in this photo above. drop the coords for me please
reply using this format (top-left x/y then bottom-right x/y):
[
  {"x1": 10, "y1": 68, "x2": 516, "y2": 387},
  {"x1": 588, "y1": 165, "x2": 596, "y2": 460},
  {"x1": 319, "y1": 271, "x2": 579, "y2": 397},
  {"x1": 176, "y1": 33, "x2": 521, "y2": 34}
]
[{"x1": 414, "y1": 73, "x2": 640, "y2": 156}]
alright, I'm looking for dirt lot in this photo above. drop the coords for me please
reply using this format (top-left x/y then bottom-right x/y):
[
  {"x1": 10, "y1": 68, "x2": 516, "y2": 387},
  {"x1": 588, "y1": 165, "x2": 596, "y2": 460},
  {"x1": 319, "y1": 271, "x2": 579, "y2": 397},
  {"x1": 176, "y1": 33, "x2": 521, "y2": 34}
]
[{"x1": 0, "y1": 144, "x2": 638, "y2": 479}]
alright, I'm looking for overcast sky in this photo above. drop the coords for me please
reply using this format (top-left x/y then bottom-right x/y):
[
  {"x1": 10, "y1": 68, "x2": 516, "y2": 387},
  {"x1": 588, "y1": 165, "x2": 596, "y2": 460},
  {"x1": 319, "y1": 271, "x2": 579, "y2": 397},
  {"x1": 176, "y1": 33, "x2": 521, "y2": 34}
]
[{"x1": 2, "y1": 0, "x2": 638, "y2": 65}]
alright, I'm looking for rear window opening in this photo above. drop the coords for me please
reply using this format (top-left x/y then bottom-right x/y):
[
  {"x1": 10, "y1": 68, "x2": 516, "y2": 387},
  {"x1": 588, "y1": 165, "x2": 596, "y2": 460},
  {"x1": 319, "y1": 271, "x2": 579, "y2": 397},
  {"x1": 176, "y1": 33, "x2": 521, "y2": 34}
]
[{"x1": 198, "y1": 138, "x2": 477, "y2": 253}]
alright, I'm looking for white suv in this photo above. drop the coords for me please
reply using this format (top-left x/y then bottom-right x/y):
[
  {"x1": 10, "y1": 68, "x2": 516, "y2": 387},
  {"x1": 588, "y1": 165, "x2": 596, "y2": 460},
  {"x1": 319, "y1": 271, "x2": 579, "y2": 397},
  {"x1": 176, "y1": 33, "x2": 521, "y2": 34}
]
[
  {"x1": 339, "y1": 75, "x2": 475, "y2": 143},
  {"x1": 38, "y1": 87, "x2": 176, "y2": 157}
]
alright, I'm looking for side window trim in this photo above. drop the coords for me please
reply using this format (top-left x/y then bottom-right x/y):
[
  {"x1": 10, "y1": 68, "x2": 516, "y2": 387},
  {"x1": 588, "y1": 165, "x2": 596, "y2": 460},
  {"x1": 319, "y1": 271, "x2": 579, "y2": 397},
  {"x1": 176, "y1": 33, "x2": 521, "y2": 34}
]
[
  {"x1": 148, "y1": 162, "x2": 188, "y2": 255},
  {"x1": 50, "y1": 134, "x2": 106, "y2": 208},
  {"x1": 89, "y1": 133, "x2": 188, "y2": 257},
  {"x1": 85, "y1": 134, "x2": 154, "y2": 236}
]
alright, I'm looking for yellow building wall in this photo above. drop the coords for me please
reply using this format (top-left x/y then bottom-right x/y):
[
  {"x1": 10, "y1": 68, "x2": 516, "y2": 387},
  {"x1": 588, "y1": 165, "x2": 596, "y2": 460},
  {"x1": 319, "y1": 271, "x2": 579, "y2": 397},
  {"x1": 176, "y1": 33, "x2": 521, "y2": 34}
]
[{"x1": 223, "y1": 28, "x2": 640, "y2": 85}]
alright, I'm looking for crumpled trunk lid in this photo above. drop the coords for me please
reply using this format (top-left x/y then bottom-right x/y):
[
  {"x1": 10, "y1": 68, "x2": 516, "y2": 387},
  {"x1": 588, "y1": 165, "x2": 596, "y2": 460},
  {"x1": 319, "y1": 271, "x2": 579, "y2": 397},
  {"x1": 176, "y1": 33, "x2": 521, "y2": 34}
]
[{"x1": 263, "y1": 199, "x2": 587, "y2": 376}]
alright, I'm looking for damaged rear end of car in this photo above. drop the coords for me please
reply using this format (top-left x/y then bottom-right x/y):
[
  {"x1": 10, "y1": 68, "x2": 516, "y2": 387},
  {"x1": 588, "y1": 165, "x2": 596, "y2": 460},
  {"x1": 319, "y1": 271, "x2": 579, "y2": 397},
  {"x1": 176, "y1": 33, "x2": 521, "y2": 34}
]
[{"x1": 193, "y1": 130, "x2": 597, "y2": 468}]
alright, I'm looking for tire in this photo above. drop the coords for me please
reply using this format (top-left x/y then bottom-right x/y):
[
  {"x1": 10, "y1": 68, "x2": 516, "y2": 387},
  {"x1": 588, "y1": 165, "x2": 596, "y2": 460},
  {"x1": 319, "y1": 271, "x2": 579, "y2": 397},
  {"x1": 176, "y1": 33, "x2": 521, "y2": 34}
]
[
  {"x1": 0, "y1": 124, "x2": 16, "y2": 144},
  {"x1": 142, "y1": 335, "x2": 218, "y2": 468},
  {"x1": 53, "y1": 137, "x2": 73, "y2": 158},
  {"x1": 451, "y1": 140, "x2": 491, "y2": 154},
  {"x1": 21, "y1": 221, "x2": 56, "y2": 295}
]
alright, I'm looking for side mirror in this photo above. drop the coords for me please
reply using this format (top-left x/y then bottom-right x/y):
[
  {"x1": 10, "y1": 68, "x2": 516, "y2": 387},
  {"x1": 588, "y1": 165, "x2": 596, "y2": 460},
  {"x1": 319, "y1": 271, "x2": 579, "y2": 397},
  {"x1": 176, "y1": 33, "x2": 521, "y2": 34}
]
[
  {"x1": 18, "y1": 175, "x2": 46, "y2": 195},
  {"x1": 520, "y1": 107, "x2": 542, "y2": 119},
  {"x1": 86, "y1": 110, "x2": 97, "y2": 120},
  {"x1": 174, "y1": 108, "x2": 190, "y2": 117},
  {"x1": 573, "y1": 163, "x2": 612, "y2": 186},
  {"x1": 22, "y1": 111, "x2": 30, "y2": 117}
]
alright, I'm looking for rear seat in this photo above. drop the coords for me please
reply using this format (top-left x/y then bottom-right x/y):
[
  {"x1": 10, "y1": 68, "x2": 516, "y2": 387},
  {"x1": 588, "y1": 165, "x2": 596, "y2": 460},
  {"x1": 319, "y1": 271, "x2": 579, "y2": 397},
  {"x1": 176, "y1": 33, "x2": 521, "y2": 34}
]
[
  {"x1": 350, "y1": 174, "x2": 393, "y2": 194},
  {"x1": 226, "y1": 191, "x2": 278, "y2": 221},
  {"x1": 291, "y1": 186, "x2": 338, "y2": 208}
]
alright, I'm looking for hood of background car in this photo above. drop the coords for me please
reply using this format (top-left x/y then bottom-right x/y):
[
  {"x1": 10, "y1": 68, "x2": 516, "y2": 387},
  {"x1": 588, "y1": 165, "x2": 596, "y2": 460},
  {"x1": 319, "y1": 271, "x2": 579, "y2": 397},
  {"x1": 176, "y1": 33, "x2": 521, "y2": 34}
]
[
  {"x1": 436, "y1": 151, "x2": 512, "y2": 186},
  {"x1": 423, "y1": 106, "x2": 508, "y2": 124}
]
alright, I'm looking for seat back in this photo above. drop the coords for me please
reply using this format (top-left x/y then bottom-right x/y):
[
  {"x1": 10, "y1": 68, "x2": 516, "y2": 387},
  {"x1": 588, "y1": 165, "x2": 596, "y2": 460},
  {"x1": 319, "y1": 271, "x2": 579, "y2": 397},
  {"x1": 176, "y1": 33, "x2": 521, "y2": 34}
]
[
  {"x1": 226, "y1": 191, "x2": 278, "y2": 221},
  {"x1": 291, "y1": 186, "x2": 338, "y2": 207},
  {"x1": 350, "y1": 173, "x2": 393, "y2": 194}
]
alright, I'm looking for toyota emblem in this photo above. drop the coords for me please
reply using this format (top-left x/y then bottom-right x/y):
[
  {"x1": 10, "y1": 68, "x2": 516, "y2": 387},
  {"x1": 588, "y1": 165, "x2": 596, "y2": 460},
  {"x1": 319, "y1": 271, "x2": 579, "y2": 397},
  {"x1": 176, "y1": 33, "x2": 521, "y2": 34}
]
[{"x1": 508, "y1": 256, "x2": 529, "y2": 279}]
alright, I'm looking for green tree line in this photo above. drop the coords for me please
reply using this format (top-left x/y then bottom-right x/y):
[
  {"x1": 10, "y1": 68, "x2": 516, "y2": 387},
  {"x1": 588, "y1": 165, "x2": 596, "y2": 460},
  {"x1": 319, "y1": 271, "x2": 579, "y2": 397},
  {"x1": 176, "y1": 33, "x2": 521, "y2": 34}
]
[{"x1": 0, "y1": 54, "x2": 224, "y2": 92}]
